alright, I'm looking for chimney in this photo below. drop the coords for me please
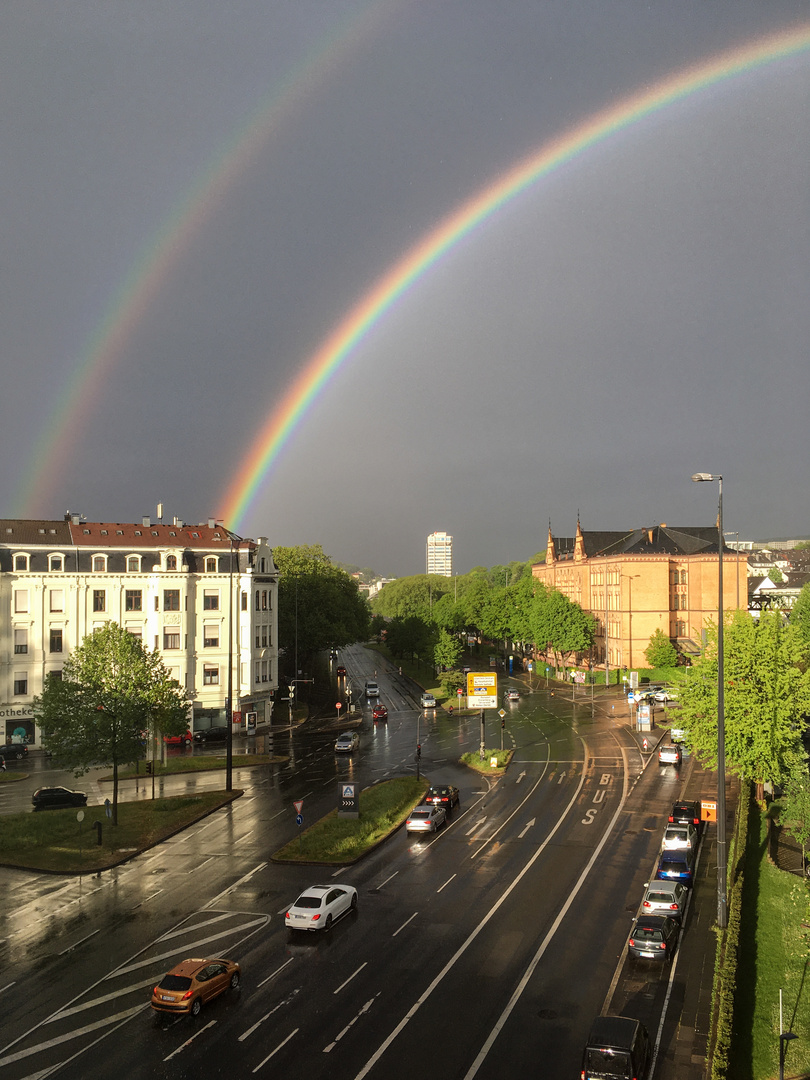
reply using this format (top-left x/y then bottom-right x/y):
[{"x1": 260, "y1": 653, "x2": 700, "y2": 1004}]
[
  {"x1": 157, "y1": 502, "x2": 163, "y2": 521},
  {"x1": 143, "y1": 516, "x2": 151, "y2": 527}
]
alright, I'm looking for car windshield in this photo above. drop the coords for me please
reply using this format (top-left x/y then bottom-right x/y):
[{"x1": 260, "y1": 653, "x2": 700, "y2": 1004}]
[
  {"x1": 633, "y1": 926, "x2": 664, "y2": 942},
  {"x1": 584, "y1": 1049, "x2": 631, "y2": 1078},
  {"x1": 295, "y1": 895, "x2": 323, "y2": 909},
  {"x1": 158, "y1": 974, "x2": 192, "y2": 991},
  {"x1": 410, "y1": 810, "x2": 430, "y2": 819},
  {"x1": 647, "y1": 891, "x2": 674, "y2": 904}
]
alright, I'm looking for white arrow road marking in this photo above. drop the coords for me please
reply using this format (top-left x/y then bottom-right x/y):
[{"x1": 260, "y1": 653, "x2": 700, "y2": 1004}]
[
  {"x1": 516, "y1": 771, "x2": 526, "y2": 783},
  {"x1": 466, "y1": 817, "x2": 486, "y2": 835},
  {"x1": 518, "y1": 819, "x2": 536, "y2": 839}
]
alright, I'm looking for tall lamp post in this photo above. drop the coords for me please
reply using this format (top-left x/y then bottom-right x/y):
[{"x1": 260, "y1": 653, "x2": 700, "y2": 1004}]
[
  {"x1": 225, "y1": 530, "x2": 242, "y2": 793},
  {"x1": 692, "y1": 472, "x2": 727, "y2": 929}
]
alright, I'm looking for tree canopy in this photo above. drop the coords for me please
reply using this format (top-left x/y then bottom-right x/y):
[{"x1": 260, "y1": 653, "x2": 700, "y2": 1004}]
[
  {"x1": 645, "y1": 628, "x2": 678, "y2": 669},
  {"x1": 678, "y1": 611, "x2": 810, "y2": 801},
  {"x1": 33, "y1": 622, "x2": 189, "y2": 823},
  {"x1": 272, "y1": 544, "x2": 370, "y2": 670}
]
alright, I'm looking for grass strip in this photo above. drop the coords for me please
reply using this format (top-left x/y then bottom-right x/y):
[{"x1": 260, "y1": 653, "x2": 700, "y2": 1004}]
[
  {"x1": 0, "y1": 790, "x2": 240, "y2": 873},
  {"x1": 272, "y1": 776, "x2": 428, "y2": 863},
  {"x1": 461, "y1": 748, "x2": 514, "y2": 774}
]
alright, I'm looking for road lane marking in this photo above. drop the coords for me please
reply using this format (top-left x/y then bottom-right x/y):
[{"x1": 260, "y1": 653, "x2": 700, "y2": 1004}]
[
  {"x1": 517, "y1": 819, "x2": 536, "y2": 839},
  {"x1": 256, "y1": 958, "x2": 295, "y2": 989},
  {"x1": 324, "y1": 997, "x2": 377, "y2": 1052},
  {"x1": 163, "y1": 1020, "x2": 217, "y2": 1061},
  {"x1": 334, "y1": 963, "x2": 367, "y2": 994},
  {"x1": 465, "y1": 817, "x2": 486, "y2": 835},
  {"x1": 437, "y1": 875, "x2": 456, "y2": 893},
  {"x1": 49, "y1": 978, "x2": 157, "y2": 1019},
  {"x1": 115, "y1": 916, "x2": 269, "y2": 975},
  {"x1": 392, "y1": 912, "x2": 418, "y2": 937},
  {"x1": 252, "y1": 1028, "x2": 299, "y2": 1073},
  {"x1": 204, "y1": 862, "x2": 267, "y2": 908},
  {"x1": 0, "y1": 984, "x2": 14, "y2": 997},
  {"x1": 353, "y1": 750, "x2": 588, "y2": 1080},
  {"x1": 58, "y1": 929, "x2": 100, "y2": 955},
  {"x1": 374, "y1": 871, "x2": 398, "y2": 891},
  {"x1": 0, "y1": 1006, "x2": 146, "y2": 1066}
]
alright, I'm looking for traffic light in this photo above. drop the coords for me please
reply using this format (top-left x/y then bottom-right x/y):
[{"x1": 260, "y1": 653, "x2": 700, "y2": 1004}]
[
  {"x1": 416, "y1": 744, "x2": 421, "y2": 759},
  {"x1": 501, "y1": 716, "x2": 505, "y2": 729},
  {"x1": 145, "y1": 761, "x2": 152, "y2": 775}
]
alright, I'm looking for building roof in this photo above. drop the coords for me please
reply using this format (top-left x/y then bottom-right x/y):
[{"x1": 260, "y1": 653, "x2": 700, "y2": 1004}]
[
  {"x1": 541, "y1": 522, "x2": 731, "y2": 564},
  {"x1": 0, "y1": 518, "x2": 252, "y2": 551}
]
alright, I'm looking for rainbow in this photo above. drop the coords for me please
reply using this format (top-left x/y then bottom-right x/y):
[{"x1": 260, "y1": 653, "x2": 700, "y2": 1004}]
[
  {"x1": 16, "y1": 0, "x2": 399, "y2": 519},
  {"x1": 221, "y1": 21, "x2": 810, "y2": 531}
]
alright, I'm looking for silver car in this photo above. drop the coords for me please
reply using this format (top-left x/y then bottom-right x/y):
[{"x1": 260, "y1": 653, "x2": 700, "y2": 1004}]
[
  {"x1": 405, "y1": 805, "x2": 446, "y2": 834},
  {"x1": 658, "y1": 743, "x2": 682, "y2": 766},
  {"x1": 662, "y1": 823, "x2": 697, "y2": 851},
  {"x1": 641, "y1": 880, "x2": 688, "y2": 921},
  {"x1": 335, "y1": 731, "x2": 359, "y2": 753}
]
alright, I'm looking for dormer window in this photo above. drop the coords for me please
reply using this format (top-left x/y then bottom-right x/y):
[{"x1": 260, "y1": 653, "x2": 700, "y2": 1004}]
[
  {"x1": 92, "y1": 555, "x2": 107, "y2": 573},
  {"x1": 166, "y1": 555, "x2": 178, "y2": 571},
  {"x1": 205, "y1": 557, "x2": 218, "y2": 573},
  {"x1": 127, "y1": 555, "x2": 141, "y2": 573},
  {"x1": 49, "y1": 554, "x2": 64, "y2": 572},
  {"x1": 14, "y1": 553, "x2": 29, "y2": 572}
]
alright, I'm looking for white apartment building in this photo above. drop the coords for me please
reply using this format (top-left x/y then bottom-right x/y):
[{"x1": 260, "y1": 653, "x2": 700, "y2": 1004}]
[
  {"x1": 426, "y1": 531, "x2": 453, "y2": 577},
  {"x1": 0, "y1": 515, "x2": 278, "y2": 746}
]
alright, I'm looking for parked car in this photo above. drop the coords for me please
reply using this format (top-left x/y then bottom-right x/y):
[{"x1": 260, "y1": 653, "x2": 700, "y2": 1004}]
[
  {"x1": 425, "y1": 785, "x2": 459, "y2": 810},
  {"x1": 372, "y1": 704, "x2": 388, "y2": 722},
  {"x1": 628, "y1": 914, "x2": 679, "y2": 962},
  {"x1": 505, "y1": 688, "x2": 520, "y2": 701},
  {"x1": 669, "y1": 800, "x2": 702, "y2": 831},
  {"x1": 420, "y1": 692, "x2": 436, "y2": 708},
  {"x1": 670, "y1": 726, "x2": 687, "y2": 743},
  {"x1": 285, "y1": 884, "x2": 357, "y2": 932},
  {"x1": 641, "y1": 880, "x2": 688, "y2": 921},
  {"x1": 193, "y1": 727, "x2": 229, "y2": 743},
  {"x1": 658, "y1": 743, "x2": 682, "y2": 766},
  {"x1": 151, "y1": 957, "x2": 240, "y2": 1017},
  {"x1": 654, "y1": 687, "x2": 679, "y2": 703},
  {"x1": 405, "y1": 805, "x2": 446, "y2": 834},
  {"x1": 164, "y1": 729, "x2": 193, "y2": 747},
  {"x1": 662, "y1": 823, "x2": 697, "y2": 852},
  {"x1": 364, "y1": 680, "x2": 380, "y2": 698},
  {"x1": 334, "y1": 731, "x2": 359, "y2": 753},
  {"x1": 580, "y1": 1016, "x2": 651, "y2": 1080},
  {"x1": 32, "y1": 786, "x2": 88, "y2": 810},
  {"x1": 0, "y1": 743, "x2": 28, "y2": 760},
  {"x1": 656, "y1": 846, "x2": 697, "y2": 886}
]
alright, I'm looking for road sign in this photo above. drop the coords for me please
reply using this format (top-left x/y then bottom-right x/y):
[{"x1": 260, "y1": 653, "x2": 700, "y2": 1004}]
[
  {"x1": 338, "y1": 781, "x2": 359, "y2": 819},
  {"x1": 293, "y1": 799, "x2": 304, "y2": 814},
  {"x1": 457, "y1": 688, "x2": 463, "y2": 697},
  {"x1": 296, "y1": 814, "x2": 303, "y2": 826},
  {"x1": 336, "y1": 702, "x2": 342, "y2": 711},
  {"x1": 467, "y1": 671, "x2": 498, "y2": 708}
]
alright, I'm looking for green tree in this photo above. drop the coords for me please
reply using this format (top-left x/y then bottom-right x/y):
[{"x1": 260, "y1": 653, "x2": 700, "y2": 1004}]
[
  {"x1": 434, "y1": 629, "x2": 463, "y2": 671},
  {"x1": 780, "y1": 768, "x2": 810, "y2": 866},
  {"x1": 370, "y1": 613, "x2": 387, "y2": 642},
  {"x1": 273, "y1": 545, "x2": 370, "y2": 669},
  {"x1": 768, "y1": 567, "x2": 785, "y2": 584},
  {"x1": 385, "y1": 615, "x2": 436, "y2": 661},
  {"x1": 33, "y1": 622, "x2": 189, "y2": 824},
  {"x1": 531, "y1": 588, "x2": 595, "y2": 667},
  {"x1": 371, "y1": 574, "x2": 452, "y2": 623},
  {"x1": 644, "y1": 628, "x2": 678, "y2": 669},
  {"x1": 678, "y1": 610, "x2": 810, "y2": 802},
  {"x1": 790, "y1": 583, "x2": 810, "y2": 656}
]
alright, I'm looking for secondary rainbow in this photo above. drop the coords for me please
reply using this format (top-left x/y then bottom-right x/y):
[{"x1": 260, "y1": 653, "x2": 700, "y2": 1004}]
[
  {"x1": 221, "y1": 22, "x2": 810, "y2": 530},
  {"x1": 16, "y1": 0, "x2": 399, "y2": 519}
]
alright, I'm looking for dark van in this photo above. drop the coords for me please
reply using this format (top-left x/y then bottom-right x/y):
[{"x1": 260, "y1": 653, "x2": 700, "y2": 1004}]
[{"x1": 581, "y1": 1015, "x2": 651, "y2": 1079}]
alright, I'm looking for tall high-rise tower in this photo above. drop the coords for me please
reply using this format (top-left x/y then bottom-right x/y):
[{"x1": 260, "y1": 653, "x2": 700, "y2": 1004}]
[{"x1": 426, "y1": 531, "x2": 453, "y2": 577}]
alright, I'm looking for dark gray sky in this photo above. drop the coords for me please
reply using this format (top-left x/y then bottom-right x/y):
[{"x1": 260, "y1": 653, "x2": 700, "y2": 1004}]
[{"x1": 3, "y1": 1, "x2": 809, "y2": 576}]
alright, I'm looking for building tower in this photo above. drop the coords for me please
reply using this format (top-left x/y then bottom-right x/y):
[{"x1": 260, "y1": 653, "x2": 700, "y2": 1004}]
[{"x1": 426, "y1": 531, "x2": 453, "y2": 577}]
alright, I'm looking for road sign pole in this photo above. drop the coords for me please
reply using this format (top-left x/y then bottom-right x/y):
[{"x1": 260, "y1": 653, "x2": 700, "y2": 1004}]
[{"x1": 480, "y1": 709, "x2": 485, "y2": 760}]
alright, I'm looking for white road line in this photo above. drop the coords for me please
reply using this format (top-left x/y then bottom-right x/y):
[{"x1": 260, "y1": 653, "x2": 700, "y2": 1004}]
[
  {"x1": 189, "y1": 857, "x2": 214, "y2": 874},
  {"x1": 324, "y1": 997, "x2": 377, "y2": 1052},
  {"x1": 204, "y1": 862, "x2": 267, "y2": 908},
  {"x1": 256, "y1": 957, "x2": 294, "y2": 989},
  {"x1": 470, "y1": 761, "x2": 551, "y2": 859},
  {"x1": 156, "y1": 911, "x2": 237, "y2": 943},
  {"x1": 58, "y1": 929, "x2": 100, "y2": 956},
  {"x1": 375, "y1": 871, "x2": 398, "y2": 890},
  {"x1": 49, "y1": 978, "x2": 157, "y2": 1020},
  {"x1": 115, "y1": 916, "x2": 269, "y2": 975},
  {"x1": 353, "y1": 754, "x2": 588, "y2": 1080},
  {"x1": 239, "y1": 1000, "x2": 288, "y2": 1041},
  {"x1": 331, "y1": 866, "x2": 347, "y2": 877},
  {"x1": 465, "y1": 818, "x2": 486, "y2": 835},
  {"x1": 130, "y1": 889, "x2": 163, "y2": 909},
  {"x1": 392, "y1": 912, "x2": 418, "y2": 937},
  {"x1": 252, "y1": 1028, "x2": 299, "y2": 1073},
  {"x1": 334, "y1": 963, "x2": 367, "y2": 995},
  {"x1": 0, "y1": 1006, "x2": 145, "y2": 1066},
  {"x1": 0, "y1": 983, "x2": 15, "y2": 997},
  {"x1": 437, "y1": 875, "x2": 456, "y2": 893},
  {"x1": 163, "y1": 1020, "x2": 217, "y2": 1061}
]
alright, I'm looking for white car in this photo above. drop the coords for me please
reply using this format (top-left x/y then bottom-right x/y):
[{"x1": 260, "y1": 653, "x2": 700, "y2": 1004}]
[
  {"x1": 654, "y1": 688, "x2": 679, "y2": 703},
  {"x1": 334, "y1": 731, "x2": 359, "y2": 753},
  {"x1": 505, "y1": 688, "x2": 520, "y2": 701},
  {"x1": 420, "y1": 692, "x2": 436, "y2": 708},
  {"x1": 641, "y1": 880, "x2": 688, "y2": 921},
  {"x1": 405, "y1": 805, "x2": 446, "y2": 834},
  {"x1": 662, "y1": 823, "x2": 697, "y2": 851},
  {"x1": 364, "y1": 681, "x2": 380, "y2": 698},
  {"x1": 285, "y1": 884, "x2": 358, "y2": 932}
]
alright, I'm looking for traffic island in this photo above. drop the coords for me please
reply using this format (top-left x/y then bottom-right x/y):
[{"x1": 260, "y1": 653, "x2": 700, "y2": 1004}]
[{"x1": 461, "y1": 749, "x2": 514, "y2": 776}]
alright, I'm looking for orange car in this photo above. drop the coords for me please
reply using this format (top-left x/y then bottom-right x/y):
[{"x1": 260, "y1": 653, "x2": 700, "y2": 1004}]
[{"x1": 151, "y1": 957, "x2": 240, "y2": 1017}]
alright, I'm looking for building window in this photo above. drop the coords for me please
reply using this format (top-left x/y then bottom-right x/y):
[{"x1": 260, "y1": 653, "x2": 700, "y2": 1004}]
[
  {"x1": 204, "y1": 624, "x2": 219, "y2": 648},
  {"x1": 14, "y1": 589, "x2": 28, "y2": 613},
  {"x1": 49, "y1": 555, "x2": 64, "y2": 572},
  {"x1": 164, "y1": 589, "x2": 180, "y2": 611},
  {"x1": 13, "y1": 674, "x2": 28, "y2": 695},
  {"x1": 255, "y1": 661, "x2": 261, "y2": 684},
  {"x1": 203, "y1": 590, "x2": 219, "y2": 610},
  {"x1": 163, "y1": 631, "x2": 180, "y2": 650},
  {"x1": 47, "y1": 670, "x2": 63, "y2": 682},
  {"x1": 166, "y1": 555, "x2": 177, "y2": 571},
  {"x1": 50, "y1": 589, "x2": 64, "y2": 612},
  {"x1": 50, "y1": 628, "x2": 63, "y2": 652},
  {"x1": 241, "y1": 591, "x2": 247, "y2": 611},
  {"x1": 126, "y1": 590, "x2": 142, "y2": 611},
  {"x1": 93, "y1": 590, "x2": 106, "y2": 612},
  {"x1": 92, "y1": 555, "x2": 106, "y2": 572},
  {"x1": 205, "y1": 557, "x2": 218, "y2": 573},
  {"x1": 680, "y1": 570, "x2": 687, "y2": 585},
  {"x1": 261, "y1": 590, "x2": 268, "y2": 611},
  {"x1": 203, "y1": 665, "x2": 219, "y2": 685},
  {"x1": 261, "y1": 626, "x2": 268, "y2": 648},
  {"x1": 126, "y1": 626, "x2": 142, "y2": 639},
  {"x1": 14, "y1": 628, "x2": 28, "y2": 654},
  {"x1": 127, "y1": 555, "x2": 140, "y2": 573},
  {"x1": 255, "y1": 592, "x2": 260, "y2": 611},
  {"x1": 14, "y1": 553, "x2": 29, "y2": 571},
  {"x1": 675, "y1": 620, "x2": 687, "y2": 636}
]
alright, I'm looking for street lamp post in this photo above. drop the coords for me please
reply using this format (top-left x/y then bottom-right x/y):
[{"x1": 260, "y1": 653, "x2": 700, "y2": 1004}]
[
  {"x1": 225, "y1": 531, "x2": 242, "y2": 794},
  {"x1": 692, "y1": 472, "x2": 727, "y2": 929}
]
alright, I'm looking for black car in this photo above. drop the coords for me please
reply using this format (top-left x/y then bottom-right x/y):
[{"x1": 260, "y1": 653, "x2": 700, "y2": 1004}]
[
  {"x1": 193, "y1": 727, "x2": 229, "y2": 742},
  {"x1": 32, "y1": 786, "x2": 88, "y2": 810},
  {"x1": 581, "y1": 1016, "x2": 651, "y2": 1080},
  {"x1": 628, "y1": 914, "x2": 679, "y2": 962},
  {"x1": 425, "y1": 785, "x2": 460, "y2": 810},
  {"x1": 0, "y1": 743, "x2": 28, "y2": 760},
  {"x1": 669, "y1": 799, "x2": 702, "y2": 832}
]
